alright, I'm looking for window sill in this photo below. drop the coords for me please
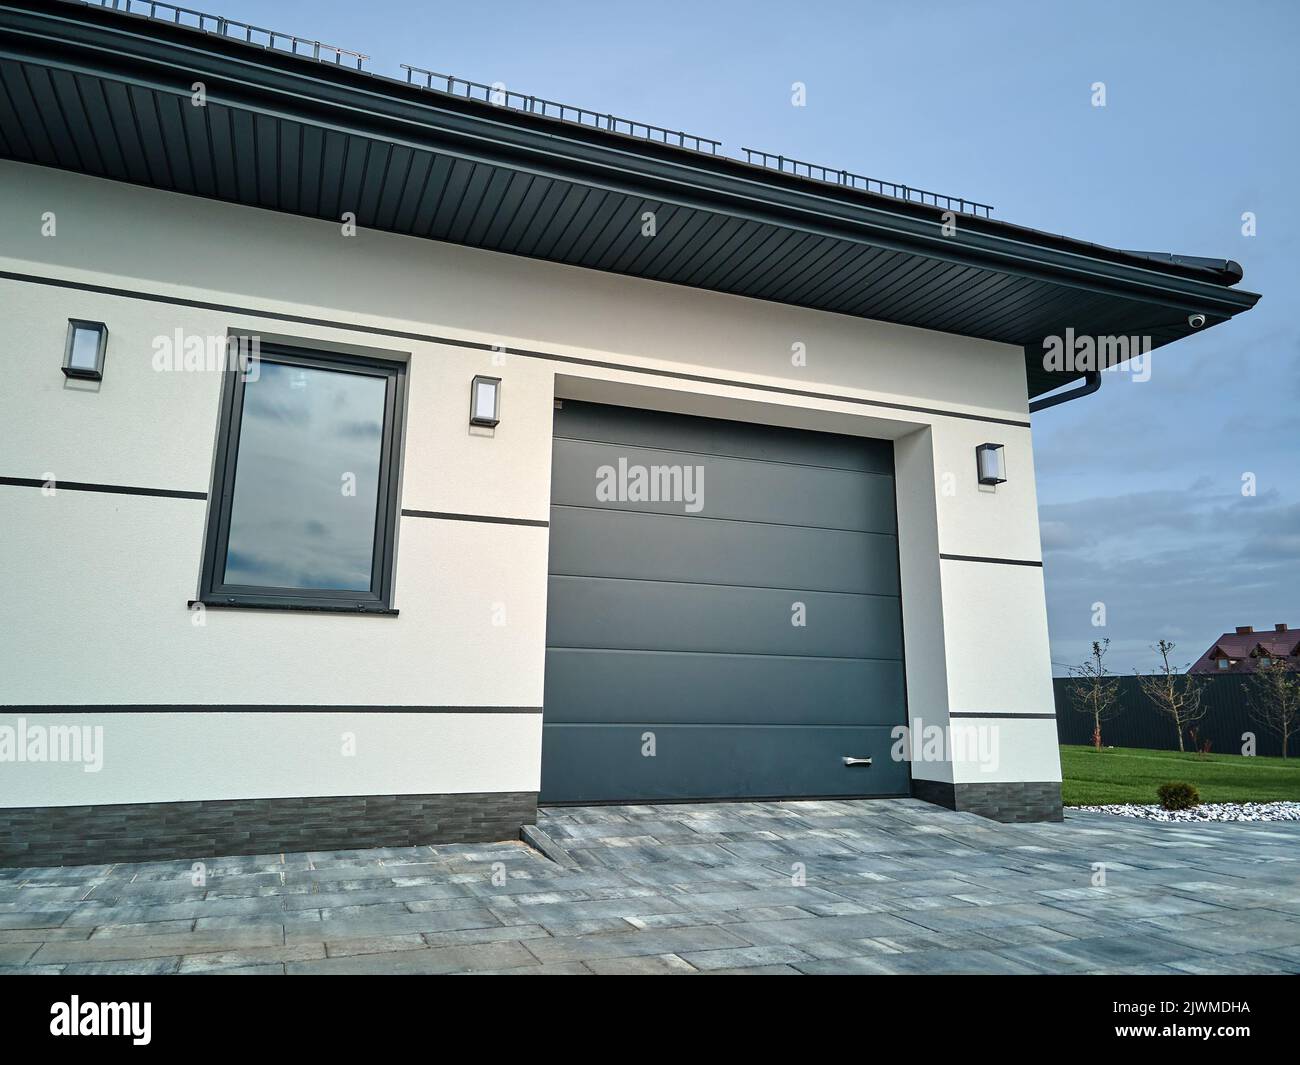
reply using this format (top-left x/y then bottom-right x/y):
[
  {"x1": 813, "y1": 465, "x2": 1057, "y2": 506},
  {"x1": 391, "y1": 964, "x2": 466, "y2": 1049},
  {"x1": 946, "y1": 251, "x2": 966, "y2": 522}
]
[{"x1": 189, "y1": 599, "x2": 399, "y2": 616}]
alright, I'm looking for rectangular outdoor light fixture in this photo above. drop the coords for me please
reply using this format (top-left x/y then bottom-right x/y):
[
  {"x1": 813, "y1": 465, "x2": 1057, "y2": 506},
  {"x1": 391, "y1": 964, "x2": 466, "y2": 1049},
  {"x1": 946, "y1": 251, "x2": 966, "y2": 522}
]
[
  {"x1": 62, "y1": 319, "x2": 108, "y2": 380},
  {"x1": 976, "y1": 442, "x2": 1006, "y2": 485},
  {"x1": 469, "y1": 374, "x2": 501, "y2": 427}
]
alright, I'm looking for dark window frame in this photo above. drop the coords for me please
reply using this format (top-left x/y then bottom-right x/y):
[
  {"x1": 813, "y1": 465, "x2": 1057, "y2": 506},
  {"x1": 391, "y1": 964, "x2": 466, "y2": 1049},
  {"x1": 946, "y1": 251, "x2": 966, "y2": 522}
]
[{"x1": 198, "y1": 344, "x2": 407, "y2": 613}]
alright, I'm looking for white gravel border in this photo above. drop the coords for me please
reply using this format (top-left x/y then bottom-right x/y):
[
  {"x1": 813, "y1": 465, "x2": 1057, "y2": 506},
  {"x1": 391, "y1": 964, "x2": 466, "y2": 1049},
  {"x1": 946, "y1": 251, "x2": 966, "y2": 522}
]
[{"x1": 1071, "y1": 801, "x2": 1300, "y2": 823}]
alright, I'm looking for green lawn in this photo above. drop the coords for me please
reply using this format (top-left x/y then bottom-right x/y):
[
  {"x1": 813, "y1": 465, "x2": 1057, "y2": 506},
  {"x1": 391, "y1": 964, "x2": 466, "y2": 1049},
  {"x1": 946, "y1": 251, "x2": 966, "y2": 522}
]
[{"x1": 1060, "y1": 745, "x2": 1300, "y2": 806}]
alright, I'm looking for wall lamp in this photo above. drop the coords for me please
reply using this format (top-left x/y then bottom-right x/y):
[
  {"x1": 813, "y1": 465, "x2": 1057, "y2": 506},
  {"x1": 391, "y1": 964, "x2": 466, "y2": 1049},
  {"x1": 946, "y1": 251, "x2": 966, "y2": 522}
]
[
  {"x1": 469, "y1": 374, "x2": 501, "y2": 427},
  {"x1": 976, "y1": 442, "x2": 1006, "y2": 485},
  {"x1": 62, "y1": 320, "x2": 108, "y2": 380}
]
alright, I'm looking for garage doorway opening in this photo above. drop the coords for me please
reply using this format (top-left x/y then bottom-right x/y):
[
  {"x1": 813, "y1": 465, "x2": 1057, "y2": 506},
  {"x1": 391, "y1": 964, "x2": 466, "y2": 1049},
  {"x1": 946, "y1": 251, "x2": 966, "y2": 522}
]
[{"x1": 541, "y1": 400, "x2": 908, "y2": 804}]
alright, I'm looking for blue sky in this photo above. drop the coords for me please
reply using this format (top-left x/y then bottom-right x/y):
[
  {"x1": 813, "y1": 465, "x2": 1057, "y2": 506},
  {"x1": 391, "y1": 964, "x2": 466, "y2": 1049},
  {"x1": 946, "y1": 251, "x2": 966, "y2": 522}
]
[{"x1": 206, "y1": 0, "x2": 1297, "y2": 674}]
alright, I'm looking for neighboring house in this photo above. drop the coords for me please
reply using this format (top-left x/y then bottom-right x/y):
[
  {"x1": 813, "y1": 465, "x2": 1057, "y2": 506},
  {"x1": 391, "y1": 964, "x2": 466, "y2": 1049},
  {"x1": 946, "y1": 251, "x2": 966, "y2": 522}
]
[
  {"x1": 0, "y1": 0, "x2": 1261, "y2": 866},
  {"x1": 1190, "y1": 625, "x2": 1299, "y2": 675}
]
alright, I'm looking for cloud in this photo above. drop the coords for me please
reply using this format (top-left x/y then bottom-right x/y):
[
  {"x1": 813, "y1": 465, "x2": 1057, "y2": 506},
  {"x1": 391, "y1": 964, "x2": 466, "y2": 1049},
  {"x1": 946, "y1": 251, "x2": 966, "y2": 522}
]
[{"x1": 1041, "y1": 482, "x2": 1298, "y2": 675}]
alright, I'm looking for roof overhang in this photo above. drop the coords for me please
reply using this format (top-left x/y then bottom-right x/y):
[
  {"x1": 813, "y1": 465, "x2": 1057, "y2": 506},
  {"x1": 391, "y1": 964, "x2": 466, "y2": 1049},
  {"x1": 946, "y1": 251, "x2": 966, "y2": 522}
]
[{"x1": 0, "y1": 0, "x2": 1261, "y2": 399}]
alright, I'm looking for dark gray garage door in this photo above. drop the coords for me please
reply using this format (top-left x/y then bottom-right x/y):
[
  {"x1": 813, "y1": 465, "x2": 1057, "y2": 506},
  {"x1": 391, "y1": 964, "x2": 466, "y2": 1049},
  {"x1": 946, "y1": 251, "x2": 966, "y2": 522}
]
[{"x1": 541, "y1": 401, "x2": 907, "y2": 803}]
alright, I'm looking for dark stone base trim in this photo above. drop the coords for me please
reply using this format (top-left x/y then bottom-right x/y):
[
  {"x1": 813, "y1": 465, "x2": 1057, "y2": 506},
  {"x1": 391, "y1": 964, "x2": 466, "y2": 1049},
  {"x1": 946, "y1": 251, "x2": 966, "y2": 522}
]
[
  {"x1": 911, "y1": 778, "x2": 1063, "y2": 823},
  {"x1": 0, "y1": 791, "x2": 538, "y2": 869}
]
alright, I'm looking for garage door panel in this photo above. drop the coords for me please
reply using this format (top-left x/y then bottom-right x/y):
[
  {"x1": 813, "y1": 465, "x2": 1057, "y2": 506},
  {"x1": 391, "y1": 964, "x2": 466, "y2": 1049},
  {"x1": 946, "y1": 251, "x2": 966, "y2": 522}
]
[
  {"x1": 547, "y1": 574, "x2": 902, "y2": 659},
  {"x1": 545, "y1": 648, "x2": 905, "y2": 726},
  {"x1": 551, "y1": 438, "x2": 897, "y2": 533},
  {"x1": 548, "y1": 506, "x2": 900, "y2": 594},
  {"x1": 540, "y1": 724, "x2": 909, "y2": 802},
  {"x1": 543, "y1": 400, "x2": 907, "y2": 803},
  {"x1": 555, "y1": 402, "x2": 893, "y2": 474}
]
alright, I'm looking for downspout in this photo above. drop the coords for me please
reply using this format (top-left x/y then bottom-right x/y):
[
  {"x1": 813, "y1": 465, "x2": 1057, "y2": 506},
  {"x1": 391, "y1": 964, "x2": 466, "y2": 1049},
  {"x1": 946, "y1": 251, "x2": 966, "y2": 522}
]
[{"x1": 1028, "y1": 370, "x2": 1101, "y2": 414}]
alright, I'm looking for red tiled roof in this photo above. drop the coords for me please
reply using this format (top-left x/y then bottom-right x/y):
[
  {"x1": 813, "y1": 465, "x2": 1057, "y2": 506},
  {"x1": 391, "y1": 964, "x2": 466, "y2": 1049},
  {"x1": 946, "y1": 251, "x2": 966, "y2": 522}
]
[{"x1": 1190, "y1": 628, "x2": 1300, "y2": 674}]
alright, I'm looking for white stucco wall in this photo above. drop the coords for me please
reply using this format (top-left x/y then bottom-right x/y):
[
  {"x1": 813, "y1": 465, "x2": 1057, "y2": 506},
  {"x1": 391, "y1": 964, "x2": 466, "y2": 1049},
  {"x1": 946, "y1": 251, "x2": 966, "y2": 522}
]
[{"x1": 0, "y1": 160, "x2": 1059, "y2": 806}]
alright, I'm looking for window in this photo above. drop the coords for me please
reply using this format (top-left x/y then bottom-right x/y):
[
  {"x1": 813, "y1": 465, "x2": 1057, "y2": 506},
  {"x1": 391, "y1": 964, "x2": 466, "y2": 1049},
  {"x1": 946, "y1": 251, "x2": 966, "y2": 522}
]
[
  {"x1": 1217, "y1": 658, "x2": 1230, "y2": 670},
  {"x1": 199, "y1": 345, "x2": 406, "y2": 611},
  {"x1": 1259, "y1": 656, "x2": 1273, "y2": 668}
]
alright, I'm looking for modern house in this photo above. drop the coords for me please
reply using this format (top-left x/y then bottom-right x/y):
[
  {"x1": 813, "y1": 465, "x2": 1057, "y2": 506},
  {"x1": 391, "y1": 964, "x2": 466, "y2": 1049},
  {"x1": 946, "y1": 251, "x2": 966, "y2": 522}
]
[
  {"x1": 1189, "y1": 625, "x2": 1298, "y2": 675},
  {"x1": 0, "y1": 0, "x2": 1261, "y2": 866}
]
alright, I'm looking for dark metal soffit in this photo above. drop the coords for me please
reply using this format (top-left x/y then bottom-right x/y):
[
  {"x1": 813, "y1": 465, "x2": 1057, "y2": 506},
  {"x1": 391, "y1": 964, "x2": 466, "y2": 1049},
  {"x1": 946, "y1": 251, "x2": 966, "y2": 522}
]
[{"x1": 0, "y1": 0, "x2": 1262, "y2": 401}]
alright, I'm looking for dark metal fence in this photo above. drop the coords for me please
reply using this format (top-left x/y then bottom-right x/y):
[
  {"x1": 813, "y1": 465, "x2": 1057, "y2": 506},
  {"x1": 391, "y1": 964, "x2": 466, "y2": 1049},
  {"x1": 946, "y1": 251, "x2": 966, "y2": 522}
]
[{"x1": 1054, "y1": 674, "x2": 1297, "y2": 758}]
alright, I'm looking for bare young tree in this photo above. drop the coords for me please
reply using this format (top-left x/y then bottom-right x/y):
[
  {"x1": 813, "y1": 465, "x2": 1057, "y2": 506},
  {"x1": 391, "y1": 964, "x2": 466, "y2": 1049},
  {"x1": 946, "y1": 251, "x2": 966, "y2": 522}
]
[
  {"x1": 1247, "y1": 658, "x2": 1300, "y2": 759},
  {"x1": 1137, "y1": 639, "x2": 1206, "y2": 752},
  {"x1": 1069, "y1": 638, "x2": 1123, "y2": 750}
]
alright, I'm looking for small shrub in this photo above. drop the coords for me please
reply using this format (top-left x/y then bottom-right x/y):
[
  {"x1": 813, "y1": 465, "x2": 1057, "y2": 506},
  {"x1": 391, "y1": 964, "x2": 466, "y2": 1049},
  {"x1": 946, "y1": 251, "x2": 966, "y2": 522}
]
[{"x1": 1157, "y1": 782, "x2": 1200, "y2": 811}]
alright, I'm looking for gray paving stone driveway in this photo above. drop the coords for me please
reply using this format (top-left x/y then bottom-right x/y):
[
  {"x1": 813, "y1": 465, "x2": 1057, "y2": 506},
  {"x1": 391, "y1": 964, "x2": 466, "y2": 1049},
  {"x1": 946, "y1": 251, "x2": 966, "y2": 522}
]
[{"x1": 2, "y1": 798, "x2": 1298, "y2": 974}]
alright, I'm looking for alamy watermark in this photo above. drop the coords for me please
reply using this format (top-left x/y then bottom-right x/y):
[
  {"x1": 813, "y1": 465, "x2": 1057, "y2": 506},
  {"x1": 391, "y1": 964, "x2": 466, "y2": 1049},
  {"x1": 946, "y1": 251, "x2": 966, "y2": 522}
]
[
  {"x1": 151, "y1": 331, "x2": 261, "y2": 379},
  {"x1": 596, "y1": 457, "x2": 704, "y2": 513},
  {"x1": 0, "y1": 718, "x2": 103, "y2": 772},
  {"x1": 1042, "y1": 327, "x2": 1151, "y2": 382},
  {"x1": 50, "y1": 997, "x2": 150, "y2": 1045},
  {"x1": 891, "y1": 719, "x2": 1001, "y2": 773}
]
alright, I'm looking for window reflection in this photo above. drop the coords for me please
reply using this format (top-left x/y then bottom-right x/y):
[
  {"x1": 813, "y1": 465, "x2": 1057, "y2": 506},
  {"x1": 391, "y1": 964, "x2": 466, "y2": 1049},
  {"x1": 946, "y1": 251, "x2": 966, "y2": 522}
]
[{"x1": 223, "y1": 360, "x2": 386, "y2": 591}]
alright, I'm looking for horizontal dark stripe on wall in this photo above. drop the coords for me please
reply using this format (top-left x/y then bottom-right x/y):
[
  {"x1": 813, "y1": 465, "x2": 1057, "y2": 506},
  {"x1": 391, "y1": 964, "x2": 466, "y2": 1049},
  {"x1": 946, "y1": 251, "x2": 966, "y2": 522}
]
[
  {"x1": 948, "y1": 712, "x2": 1057, "y2": 720},
  {"x1": 0, "y1": 475, "x2": 206, "y2": 500},
  {"x1": 1, "y1": 705, "x2": 544, "y2": 714},
  {"x1": 0, "y1": 480, "x2": 548, "y2": 525},
  {"x1": 939, "y1": 553, "x2": 1043, "y2": 567},
  {"x1": 0, "y1": 270, "x2": 1033, "y2": 429},
  {"x1": 401, "y1": 509, "x2": 549, "y2": 528},
  {"x1": 0, "y1": 791, "x2": 539, "y2": 868}
]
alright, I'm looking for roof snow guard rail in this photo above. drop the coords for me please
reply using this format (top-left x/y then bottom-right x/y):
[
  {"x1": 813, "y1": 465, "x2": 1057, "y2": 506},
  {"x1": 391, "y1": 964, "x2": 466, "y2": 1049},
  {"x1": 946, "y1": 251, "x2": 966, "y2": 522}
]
[
  {"x1": 401, "y1": 65, "x2": 723, "y2": 155},
  {"x1": 84, "y1": 0, "x2": 369, "y2": 67},
  {"x1": 77, "y1": 2, "x2": 986, "y2": 206},
  {"x1": 741, "y1": 148, "x2": 995, "y2": 218}
]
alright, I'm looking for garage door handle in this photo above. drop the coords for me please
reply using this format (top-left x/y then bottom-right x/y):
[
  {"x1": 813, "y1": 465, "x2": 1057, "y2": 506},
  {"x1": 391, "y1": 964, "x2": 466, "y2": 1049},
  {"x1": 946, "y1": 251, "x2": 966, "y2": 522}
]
[{"x1": 842, "y1": 756, "x2": 873, "y2": 767}]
